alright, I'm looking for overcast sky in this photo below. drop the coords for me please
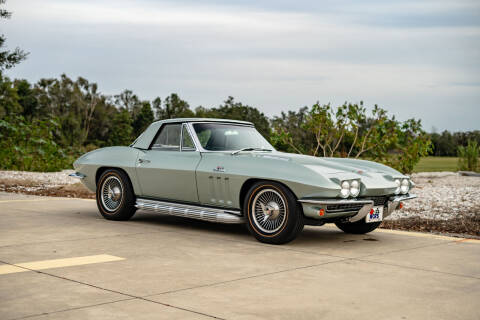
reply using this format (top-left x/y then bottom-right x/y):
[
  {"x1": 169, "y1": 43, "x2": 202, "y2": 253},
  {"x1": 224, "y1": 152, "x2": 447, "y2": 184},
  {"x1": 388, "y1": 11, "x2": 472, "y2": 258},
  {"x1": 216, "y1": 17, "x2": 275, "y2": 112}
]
[{"x1": 3, "y1": 0, "x2": 480, "y2": 131}]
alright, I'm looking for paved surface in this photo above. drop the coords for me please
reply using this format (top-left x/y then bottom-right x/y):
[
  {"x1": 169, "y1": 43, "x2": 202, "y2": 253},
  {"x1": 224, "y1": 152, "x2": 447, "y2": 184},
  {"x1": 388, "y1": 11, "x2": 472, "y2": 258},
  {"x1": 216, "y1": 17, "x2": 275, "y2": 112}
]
[{"x1": 0, "y1": 192, "x2": 479, "y2": 320}]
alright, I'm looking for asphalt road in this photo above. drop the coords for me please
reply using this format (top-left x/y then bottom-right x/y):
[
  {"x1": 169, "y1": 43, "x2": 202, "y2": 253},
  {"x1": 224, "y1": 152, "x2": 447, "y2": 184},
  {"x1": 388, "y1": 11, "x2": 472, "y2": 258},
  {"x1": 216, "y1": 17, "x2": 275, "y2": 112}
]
[{"x1": 0, "y1": 192, "x2": 479, "y2": 320}]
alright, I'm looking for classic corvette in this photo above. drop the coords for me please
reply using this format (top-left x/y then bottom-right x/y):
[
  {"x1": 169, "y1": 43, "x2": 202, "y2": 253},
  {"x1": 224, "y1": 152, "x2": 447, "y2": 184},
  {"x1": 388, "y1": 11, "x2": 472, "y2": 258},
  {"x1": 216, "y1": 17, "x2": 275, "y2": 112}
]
[{"x1": 71, "y1": 118, "x2": 416, "y2": 244}]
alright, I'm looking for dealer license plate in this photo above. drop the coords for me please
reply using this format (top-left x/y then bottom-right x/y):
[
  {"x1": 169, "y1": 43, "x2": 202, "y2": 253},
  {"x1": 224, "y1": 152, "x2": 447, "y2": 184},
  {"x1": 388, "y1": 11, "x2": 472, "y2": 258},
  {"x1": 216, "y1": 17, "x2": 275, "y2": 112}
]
[{"x1": 366, "y1": 206, "x2": 383, "y2": 223}]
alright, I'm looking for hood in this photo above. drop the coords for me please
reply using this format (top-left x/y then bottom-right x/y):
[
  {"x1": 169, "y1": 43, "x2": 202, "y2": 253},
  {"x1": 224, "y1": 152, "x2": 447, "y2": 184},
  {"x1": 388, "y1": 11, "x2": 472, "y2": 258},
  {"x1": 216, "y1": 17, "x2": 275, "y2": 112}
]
[{"x1": 254, "y1": 152, "x2": 407, "y2": 195}]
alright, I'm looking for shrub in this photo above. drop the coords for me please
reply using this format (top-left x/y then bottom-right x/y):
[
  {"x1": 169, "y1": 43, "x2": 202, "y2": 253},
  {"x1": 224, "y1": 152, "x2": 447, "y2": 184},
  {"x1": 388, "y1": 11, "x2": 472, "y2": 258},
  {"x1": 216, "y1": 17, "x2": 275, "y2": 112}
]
[
  {"x1": 0, "y1": 115, "x2": 81, "y2": 171},
  {"x1": 458, "y1": 140, "x2": 479, "y2": 172}
]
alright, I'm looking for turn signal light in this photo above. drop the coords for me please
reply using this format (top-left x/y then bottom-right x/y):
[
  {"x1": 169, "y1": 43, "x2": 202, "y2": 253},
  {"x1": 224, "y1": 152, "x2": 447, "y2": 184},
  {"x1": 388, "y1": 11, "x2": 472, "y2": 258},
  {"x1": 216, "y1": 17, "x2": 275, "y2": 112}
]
[
  {"x1": 319, "y1": 209, "x2": 325, "y2": 216},
  {"x1": 399, "y1": 202, "x2": 404, "y2": 209}
]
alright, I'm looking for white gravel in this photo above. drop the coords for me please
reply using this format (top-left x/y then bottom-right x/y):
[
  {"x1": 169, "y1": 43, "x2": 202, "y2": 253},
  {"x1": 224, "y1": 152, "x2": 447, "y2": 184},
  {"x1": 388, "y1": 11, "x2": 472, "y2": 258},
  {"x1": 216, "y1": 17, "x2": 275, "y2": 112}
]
[
  {"x1": 387, "y1": 172, "x2": 480, "y2": 221},
  {"x1": 0, "y1": 170, "x2": 76, "y2": 188},
  {"x1": 1, "y1": 170, "x2": 479, "y2": 221}
]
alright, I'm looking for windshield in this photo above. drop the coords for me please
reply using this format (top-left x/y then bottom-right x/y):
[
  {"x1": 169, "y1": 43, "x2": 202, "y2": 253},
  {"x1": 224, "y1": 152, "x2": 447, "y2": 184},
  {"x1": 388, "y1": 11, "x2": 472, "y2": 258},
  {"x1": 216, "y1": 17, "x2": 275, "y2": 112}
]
[{"x1": 192, "y1": 123, "x2": 274, "y2": 152}]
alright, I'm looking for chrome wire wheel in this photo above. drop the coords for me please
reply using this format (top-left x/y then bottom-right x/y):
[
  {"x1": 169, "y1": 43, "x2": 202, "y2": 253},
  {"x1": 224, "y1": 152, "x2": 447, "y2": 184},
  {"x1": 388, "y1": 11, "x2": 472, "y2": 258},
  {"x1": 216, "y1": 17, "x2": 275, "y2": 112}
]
[
  {"x1": 251, "y1": 188, "x2": 287, "y2": 233},
  {"x1": 100, "y1": 176, "x2": 123, "y2": 212}
]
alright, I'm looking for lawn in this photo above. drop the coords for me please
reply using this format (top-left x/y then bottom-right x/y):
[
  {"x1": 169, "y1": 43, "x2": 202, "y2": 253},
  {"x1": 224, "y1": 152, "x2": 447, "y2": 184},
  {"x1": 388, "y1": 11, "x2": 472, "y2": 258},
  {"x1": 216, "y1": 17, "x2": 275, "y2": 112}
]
[{"x1": 413, "y1": 156, "x2": 459, "y2": 172}]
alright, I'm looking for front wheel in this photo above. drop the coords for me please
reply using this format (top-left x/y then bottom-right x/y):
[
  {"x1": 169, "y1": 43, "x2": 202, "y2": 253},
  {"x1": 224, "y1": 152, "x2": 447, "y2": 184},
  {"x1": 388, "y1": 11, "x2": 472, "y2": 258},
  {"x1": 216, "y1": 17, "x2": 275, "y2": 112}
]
[
  {"x1": 335, "y1": 220, "x2": 381, "y2": 234},
  {"x1": 244, "y1": 181, "x2": 304, "y2": 244},
  {"x1": 96, "y1": 169, "x2": 136, "y2": 221}
]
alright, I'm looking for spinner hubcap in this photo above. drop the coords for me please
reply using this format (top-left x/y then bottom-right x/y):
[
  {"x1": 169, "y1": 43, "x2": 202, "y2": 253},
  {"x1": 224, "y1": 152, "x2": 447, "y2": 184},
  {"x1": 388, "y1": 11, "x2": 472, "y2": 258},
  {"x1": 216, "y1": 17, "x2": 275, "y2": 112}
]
[
  {"x1": 252, "y1": 189, "x2": 286, "y2": 233},
  {"x1": 101, "y1": 176, "x2": 123, "y2": 212}
]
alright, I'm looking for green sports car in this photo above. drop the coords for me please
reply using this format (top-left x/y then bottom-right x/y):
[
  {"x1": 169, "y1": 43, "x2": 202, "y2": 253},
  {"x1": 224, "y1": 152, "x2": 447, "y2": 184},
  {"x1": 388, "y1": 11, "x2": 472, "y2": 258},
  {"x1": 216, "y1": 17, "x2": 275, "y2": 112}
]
[{"x1": 71, "y1": 118, "x2": 416, "y2": 244}]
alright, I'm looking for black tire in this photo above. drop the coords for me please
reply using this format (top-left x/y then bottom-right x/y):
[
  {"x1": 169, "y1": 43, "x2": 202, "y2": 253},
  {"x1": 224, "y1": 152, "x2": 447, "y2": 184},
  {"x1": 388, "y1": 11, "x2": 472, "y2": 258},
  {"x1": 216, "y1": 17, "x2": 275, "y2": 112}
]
[
  {"x1": 335, "y1": 220, "x2": 381, "y2": 234},
  {"x1": 244, "y1": 181, "x2": 304, "y2": 244},
  {"x1": 96, "y1": 169, "x2": 136, "y2": 221}
]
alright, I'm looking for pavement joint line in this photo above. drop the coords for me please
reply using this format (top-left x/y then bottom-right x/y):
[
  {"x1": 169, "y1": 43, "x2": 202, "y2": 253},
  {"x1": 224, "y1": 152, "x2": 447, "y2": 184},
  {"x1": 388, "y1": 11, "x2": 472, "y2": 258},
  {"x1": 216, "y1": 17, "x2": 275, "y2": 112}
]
[
  {"x1": 321, "y1": 224, "x2": 472, "y2": 242},
  {"x1": 0, "y1": 230, "x2": 163, "y2": 249},
  {"x1": 353, "y1": 258, "x2": 480, "y2": 280},
  {"x1": 144, "y1": 257, "x2": 354, "y2": 297},
  {"x1": 354, "y1": 239, "x2": 459, "y2": 260},
  {"x1": 0, "y1": 260, "x2": 225, "y2": 320},
  {"x1": 0, "y1": 198, "x2": 92, "y2": 203},
  {"x1": 0, "y1": 255, "x2": 125, "y2": 275},
  {"x1": 146, "y1": 247, "x2": 480, "y2": 299},
  {"x1": 8, "y1": 298, "x2": 136, "y2": 320}
]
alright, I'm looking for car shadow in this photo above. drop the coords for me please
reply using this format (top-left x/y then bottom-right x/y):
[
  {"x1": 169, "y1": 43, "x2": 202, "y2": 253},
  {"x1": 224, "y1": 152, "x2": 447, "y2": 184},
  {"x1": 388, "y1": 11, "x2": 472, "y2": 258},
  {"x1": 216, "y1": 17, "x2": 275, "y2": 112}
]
[
  {"x1": 129, "y1": 211, "x2": 381, "y2": 245},
  {"x1": 131, "y1": 211, "x2": 250, "y2": 237}
]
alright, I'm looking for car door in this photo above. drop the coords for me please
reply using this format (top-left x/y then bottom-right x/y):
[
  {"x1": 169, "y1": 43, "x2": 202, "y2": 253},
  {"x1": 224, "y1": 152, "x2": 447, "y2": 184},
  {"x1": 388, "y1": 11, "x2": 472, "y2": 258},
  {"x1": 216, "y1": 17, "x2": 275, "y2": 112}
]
[{"x1": 135, "y1": 123, "x2": 201, "y2": 203}]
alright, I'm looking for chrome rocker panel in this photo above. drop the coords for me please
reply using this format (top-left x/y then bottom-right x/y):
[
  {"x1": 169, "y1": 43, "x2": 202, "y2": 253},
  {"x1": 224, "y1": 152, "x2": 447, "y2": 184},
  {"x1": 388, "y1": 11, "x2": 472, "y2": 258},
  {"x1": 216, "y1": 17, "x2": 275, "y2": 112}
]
[{"x1": 135, "y1": 198, "x2": 244, "y2": 224}]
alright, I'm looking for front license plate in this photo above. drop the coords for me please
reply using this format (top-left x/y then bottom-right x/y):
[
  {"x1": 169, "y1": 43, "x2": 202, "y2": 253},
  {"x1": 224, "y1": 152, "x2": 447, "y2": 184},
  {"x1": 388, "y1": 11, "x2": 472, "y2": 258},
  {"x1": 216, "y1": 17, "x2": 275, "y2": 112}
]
[{"x1": 366, "y1": 206, "x2": 383, "y2": 223}]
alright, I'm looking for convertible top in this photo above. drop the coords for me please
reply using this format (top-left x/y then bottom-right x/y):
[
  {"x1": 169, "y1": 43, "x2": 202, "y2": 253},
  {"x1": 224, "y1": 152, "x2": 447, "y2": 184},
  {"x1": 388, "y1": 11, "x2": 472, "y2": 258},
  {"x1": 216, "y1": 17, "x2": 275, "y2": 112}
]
[{"x1": 131, "y1": 118, "x2": 254, "y2": 149}]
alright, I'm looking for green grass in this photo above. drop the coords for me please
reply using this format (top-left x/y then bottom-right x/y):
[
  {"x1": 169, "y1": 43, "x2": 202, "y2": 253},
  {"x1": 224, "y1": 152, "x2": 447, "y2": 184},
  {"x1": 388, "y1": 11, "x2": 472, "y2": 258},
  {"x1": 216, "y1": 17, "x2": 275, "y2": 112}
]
[{"x1": 413, "y1": 157, "x2": 459, "y2": 172}]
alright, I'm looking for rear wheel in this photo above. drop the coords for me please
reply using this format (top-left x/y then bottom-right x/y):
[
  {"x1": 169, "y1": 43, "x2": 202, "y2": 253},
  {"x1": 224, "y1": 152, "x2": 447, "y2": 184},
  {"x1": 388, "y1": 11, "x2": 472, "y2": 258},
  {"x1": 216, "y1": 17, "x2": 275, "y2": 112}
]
[
  {"x1": 244, "y1": 181, "x2": 304, "y2": 244},
  {"x1": 335, "y1": 220, "x2": 381, "y2": 234},
  {"x1": 96, "y1": 169, "x2": 136, "y2": 221}
]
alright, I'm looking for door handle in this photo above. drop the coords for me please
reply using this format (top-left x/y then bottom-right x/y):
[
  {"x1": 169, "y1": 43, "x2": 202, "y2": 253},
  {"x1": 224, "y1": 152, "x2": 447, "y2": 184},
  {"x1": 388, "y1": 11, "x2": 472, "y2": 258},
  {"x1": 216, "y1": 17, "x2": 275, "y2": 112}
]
[{"x1": 138, "y1": 158, "x2": 150, "y2": 164}]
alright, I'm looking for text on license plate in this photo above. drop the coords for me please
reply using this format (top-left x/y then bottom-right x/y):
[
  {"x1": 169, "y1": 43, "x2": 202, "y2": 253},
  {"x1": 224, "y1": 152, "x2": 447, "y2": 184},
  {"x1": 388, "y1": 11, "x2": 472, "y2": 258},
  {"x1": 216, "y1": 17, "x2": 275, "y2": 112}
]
[{"x1": 366, "y1": 206, "x2": 383, "y2": 223}]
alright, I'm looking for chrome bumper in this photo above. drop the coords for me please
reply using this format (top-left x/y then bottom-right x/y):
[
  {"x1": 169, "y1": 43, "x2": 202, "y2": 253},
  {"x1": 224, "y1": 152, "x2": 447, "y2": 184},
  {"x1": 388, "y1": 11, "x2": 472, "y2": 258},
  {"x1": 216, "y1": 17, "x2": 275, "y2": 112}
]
[
  {"x1": 299, "y1": 198, "x2": 374, "y2": 222},
  {"x1": 385, "y1": 194, "x2": 417, "y2": 218},
  {"x1": 68, "y1": 172, "x2": 86, "y2": 179},
  {"x1": 299, "y1": 194, "x2": 417, "y2": 222}
]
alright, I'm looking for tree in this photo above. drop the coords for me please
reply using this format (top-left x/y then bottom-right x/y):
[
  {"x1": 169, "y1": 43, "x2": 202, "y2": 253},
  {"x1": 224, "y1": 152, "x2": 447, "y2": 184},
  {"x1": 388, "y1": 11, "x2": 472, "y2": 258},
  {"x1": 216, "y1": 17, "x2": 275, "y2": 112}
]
[
  {"x1": 15, "y1": 79, "x2": 38, "y2": 120},
  {"x1": 76, "y1": 77, "x2": 102, "y2": 145},
  {"x1": 152, "y1": 97, "x2": 162, "y2": 120},
  {"x1": 114, "y1": 89, "x2": 142, "y2": 117},
  {"x1": 0, "y1": 0, "x2": 28, "y2": 72},
  {"x1": 272, "y1": 102, "x2": 431, "y2": 173},
  {"x1": 458, "y1": 140, "x2": 479, "y2": 172},
  {"x1": 270, "y1": 107, "x2": 314, "y2": 154},
  {"x1": 157, "y1": 93, "x2": 194, "y2": 119},
  {"x1": 108, "y1": 109, "x2": 133, "y2": 146},
  {"x1": 132, "y1": 101, "x2": 154, "y2": 136},
  {"x1": 197, "y1": 96, "x2": 271, "y2": 139},
  {"x1": 0, "y1": 74, "x2": 21, "y2": 117}
]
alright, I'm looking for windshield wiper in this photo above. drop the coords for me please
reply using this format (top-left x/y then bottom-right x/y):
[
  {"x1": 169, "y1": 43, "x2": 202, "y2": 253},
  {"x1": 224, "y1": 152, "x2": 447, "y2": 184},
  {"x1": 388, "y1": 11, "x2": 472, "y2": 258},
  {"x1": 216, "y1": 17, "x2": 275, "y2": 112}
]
[{"x1": 231, "y1": 148, "x2": 273, "y2": 155}]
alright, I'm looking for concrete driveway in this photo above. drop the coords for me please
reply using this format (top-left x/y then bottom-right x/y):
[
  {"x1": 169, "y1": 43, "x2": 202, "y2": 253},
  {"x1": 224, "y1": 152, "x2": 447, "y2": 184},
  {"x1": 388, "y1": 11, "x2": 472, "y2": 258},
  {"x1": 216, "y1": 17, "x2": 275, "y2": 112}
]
[{"x1": 0, "y1": 192, "x2": 478, "y2": 320}]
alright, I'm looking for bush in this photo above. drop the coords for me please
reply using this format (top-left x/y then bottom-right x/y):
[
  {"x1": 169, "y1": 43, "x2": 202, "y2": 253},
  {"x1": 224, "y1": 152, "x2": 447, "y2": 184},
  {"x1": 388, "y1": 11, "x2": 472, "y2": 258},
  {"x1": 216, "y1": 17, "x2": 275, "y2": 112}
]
[
  {"x1": 272, "y1": 103, "x2": 432, "y2": 173},
  {"x1": 458, "y1": 140, "x2": 479, "y2": 172},
  {"x1": 0, "y1": 115, "x2": 81, "y2": 171}
]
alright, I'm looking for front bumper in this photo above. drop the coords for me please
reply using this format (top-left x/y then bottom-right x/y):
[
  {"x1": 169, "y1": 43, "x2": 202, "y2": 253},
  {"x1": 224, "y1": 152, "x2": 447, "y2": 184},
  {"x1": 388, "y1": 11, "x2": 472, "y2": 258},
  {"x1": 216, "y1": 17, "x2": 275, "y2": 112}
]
[
  {"x1": 69, "y1": 172, "x2": 86, "y2": 179},
  {"x1": 299, "y1": 194, "x2": 417, "y2": 222}
]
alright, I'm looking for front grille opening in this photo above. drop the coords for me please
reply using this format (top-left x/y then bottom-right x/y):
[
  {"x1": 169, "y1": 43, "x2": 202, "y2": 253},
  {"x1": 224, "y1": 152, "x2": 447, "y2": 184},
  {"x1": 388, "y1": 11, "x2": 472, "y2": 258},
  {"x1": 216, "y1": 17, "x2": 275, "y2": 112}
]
[
  {"x1": 326, "y1": 203, "x2": 364, "y2": 213},
  {"x1": 364, "y1": 196, "x2": 388, "y2": 206}
]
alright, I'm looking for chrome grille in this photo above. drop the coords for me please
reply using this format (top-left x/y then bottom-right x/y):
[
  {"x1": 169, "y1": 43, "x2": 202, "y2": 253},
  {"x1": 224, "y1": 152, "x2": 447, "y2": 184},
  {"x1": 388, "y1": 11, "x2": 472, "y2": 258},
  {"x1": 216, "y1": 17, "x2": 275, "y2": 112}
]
[
  {"x1": 363, "y1": 196, "x2": 388, "y2": 207},
  {"x1": 326, "y1": 203, "x2": 364, "y2": 213}
]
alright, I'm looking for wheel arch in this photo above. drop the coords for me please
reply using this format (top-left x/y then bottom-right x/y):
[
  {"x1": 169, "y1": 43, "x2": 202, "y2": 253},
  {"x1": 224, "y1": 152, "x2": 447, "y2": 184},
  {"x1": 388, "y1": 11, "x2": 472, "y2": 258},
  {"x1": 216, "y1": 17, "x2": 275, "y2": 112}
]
[
  {"x1": 239, "y1": 178, "x2": 300, "y2": 213},
  {"x1": 95, "y1": 167, "x2": 137, "y2": 196}
]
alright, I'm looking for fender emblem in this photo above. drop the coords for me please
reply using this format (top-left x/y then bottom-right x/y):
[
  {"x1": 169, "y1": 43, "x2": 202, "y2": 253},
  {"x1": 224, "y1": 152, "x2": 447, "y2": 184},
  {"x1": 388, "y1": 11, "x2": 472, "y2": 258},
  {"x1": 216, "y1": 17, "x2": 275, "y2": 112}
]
[{"x1": 213, "y1": 166, "x2": 225, "y2": 172}]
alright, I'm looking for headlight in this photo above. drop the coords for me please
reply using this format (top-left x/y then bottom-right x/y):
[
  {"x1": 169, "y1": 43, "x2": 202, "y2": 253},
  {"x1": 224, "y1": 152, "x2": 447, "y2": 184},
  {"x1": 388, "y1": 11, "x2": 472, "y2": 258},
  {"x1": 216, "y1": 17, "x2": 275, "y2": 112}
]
[
  {"x1": 350, "y1": 180, "x2": 360, "y2": 197},
  {"x1": 400, "y1": 179, "x2": 410, "y2": 194},
  {"x1": 394, "y1": 179, "x2": 401, "y2": 195},
  {"x1": 340, "y1": 181, "x2": 350, "y2": 198}
]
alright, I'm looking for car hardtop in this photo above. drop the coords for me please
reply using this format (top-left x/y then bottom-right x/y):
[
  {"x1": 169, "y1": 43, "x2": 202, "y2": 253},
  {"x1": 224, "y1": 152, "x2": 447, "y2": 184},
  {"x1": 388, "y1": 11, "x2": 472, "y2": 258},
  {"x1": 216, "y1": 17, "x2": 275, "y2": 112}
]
[
  {"x1": 153, "y1": 118, "x2": 254, "y2": 126},
  {"x1": 131, "y1": 118, "x2": 254, "y2": 149}
]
